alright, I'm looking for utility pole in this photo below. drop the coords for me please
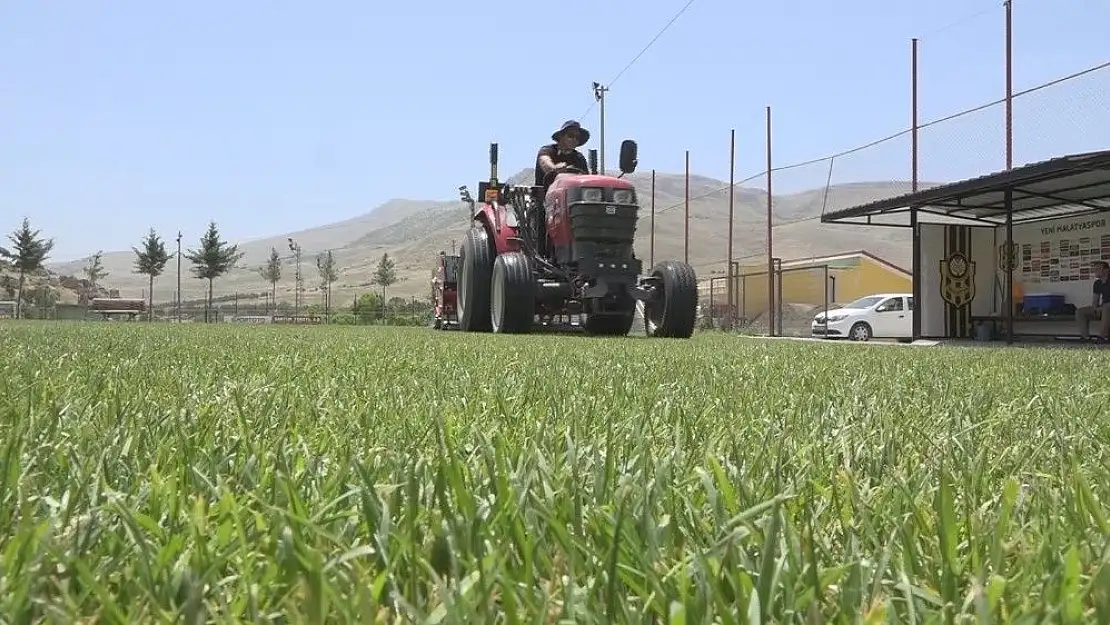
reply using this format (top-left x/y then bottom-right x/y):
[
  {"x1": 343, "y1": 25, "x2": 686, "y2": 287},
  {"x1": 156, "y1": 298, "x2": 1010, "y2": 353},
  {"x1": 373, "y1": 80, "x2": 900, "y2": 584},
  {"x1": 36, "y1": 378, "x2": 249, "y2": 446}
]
[
  {"x1": 288, "y1": 238, "x2": 303, "y2": 316},
  {"x1": 684, "y1": 150, "x2": 690, "y2": 263},
  {"x1": 592, "y1": 82, "x2": 609, "y2": 174},
  {"x1": 176, "y1": 231, "x2": 182, "y2": 323}
]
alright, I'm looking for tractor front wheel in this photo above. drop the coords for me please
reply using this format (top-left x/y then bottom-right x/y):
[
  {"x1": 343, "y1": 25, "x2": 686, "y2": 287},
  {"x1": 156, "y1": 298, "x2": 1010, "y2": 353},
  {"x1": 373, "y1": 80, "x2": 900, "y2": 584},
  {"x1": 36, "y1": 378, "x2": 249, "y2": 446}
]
[
  {"x1": 457, "y1": 224, "x2": 495, "y2": 332},
  {"x1": 643, "y1": 260, "x2": 699, "y2": 339},
  {"x1": 490, "y1": 252, "x2": 535, "y2": 333}
]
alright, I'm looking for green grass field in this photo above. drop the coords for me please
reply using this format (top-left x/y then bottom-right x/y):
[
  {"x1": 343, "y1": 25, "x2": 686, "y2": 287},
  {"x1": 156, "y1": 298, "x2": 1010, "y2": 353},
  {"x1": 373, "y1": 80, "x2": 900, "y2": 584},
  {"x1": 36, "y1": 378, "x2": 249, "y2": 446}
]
[{"x1": 1, "y1": 322, "x2": 1109, "y2": 623}]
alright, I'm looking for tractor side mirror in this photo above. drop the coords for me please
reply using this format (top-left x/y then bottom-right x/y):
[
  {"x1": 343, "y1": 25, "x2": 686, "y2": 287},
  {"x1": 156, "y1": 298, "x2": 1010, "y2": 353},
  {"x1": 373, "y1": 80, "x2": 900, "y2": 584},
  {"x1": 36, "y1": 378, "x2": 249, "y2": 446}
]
[
  {"x1": 619, "y1": 140, "x2": 638, "y2": 174},
  {"x1": 588, "y1": 149, "x2": 598, "y2": 175}
]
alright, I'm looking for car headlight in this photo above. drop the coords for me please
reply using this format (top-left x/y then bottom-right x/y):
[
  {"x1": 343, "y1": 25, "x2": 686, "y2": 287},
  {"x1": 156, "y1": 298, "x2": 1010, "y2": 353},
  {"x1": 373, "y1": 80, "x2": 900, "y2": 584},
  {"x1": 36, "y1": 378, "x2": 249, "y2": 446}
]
[
  {"x1": 612, "y1": 189, "x2": 635, "y2": 204},
  {"x1": 824, "y1": 314, "x2": 848, "y2": 322},
  {"x1": 582, "y1": 187, "x2": 603, "y2": 202}
]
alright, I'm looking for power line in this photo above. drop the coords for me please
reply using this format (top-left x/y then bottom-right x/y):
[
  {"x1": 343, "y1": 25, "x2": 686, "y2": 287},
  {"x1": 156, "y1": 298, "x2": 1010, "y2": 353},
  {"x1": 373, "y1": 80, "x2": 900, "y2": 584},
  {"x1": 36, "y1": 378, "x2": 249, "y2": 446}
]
[
  {"x1": 653, "y1": 171, "x2": 763, "y2": 216},
  {"x1": 649, "y1": 57, "x2": 1110, "y2": 220},
  {"x1": 689, "y1": 233, "x2": 827, "y2": 273},
  {"x1": 579, "y1": 0, "x2": 700, "y2": 119},
  {"x1": 917, "y1": 0, "x2": 1006, "y2": 39}
]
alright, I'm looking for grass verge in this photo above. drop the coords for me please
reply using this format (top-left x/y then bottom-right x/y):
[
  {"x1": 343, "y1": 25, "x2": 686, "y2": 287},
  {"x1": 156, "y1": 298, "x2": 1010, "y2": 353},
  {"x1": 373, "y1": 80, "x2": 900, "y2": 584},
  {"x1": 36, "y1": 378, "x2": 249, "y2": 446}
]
[{"x1": 1, "y1": 321, "x2": 1109, "y2": 623}]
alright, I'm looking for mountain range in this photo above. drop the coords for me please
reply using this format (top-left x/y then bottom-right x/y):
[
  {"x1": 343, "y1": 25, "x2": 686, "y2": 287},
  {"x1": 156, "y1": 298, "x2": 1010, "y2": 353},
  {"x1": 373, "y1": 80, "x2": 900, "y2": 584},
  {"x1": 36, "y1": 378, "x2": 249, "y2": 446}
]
[{"x1": 41, "y1": 168, "x2": 929, "y2": 306}]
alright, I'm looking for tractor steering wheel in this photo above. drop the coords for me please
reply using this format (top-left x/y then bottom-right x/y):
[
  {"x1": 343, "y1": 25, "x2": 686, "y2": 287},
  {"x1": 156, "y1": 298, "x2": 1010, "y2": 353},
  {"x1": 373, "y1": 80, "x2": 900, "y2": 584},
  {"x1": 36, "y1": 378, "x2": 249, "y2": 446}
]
[{"x1": 542, "y1": 164, "x2": 588, "y2": 186}]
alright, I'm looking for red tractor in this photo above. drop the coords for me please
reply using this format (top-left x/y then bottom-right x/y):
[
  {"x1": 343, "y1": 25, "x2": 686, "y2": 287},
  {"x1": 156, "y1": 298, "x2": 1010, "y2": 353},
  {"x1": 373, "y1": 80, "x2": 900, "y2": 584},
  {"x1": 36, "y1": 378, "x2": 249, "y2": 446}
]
[
  {"x1": 455, "y1": 139, "x2": 699, "y2": 337},
  {"x1": 430, "y1": 251, "x2": 460, "y2": 329}
]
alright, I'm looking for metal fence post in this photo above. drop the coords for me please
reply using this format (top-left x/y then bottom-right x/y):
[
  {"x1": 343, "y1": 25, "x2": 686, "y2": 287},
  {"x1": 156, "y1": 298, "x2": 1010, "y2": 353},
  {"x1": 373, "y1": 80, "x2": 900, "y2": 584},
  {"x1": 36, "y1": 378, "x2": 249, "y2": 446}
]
[
  {"x1": 741, "y1": 274, "x2": 747, "y2": 326},
  {"x1": 709, "y1": 278, "x2": 716, "y2": 328},
  {"x1": 771, "y1": 257, "x2": 783, "y2": 336}
]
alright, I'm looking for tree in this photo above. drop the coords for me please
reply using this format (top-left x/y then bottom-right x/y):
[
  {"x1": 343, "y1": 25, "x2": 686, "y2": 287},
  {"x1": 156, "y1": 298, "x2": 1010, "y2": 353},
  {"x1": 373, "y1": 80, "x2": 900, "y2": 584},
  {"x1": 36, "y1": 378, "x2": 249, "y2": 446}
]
[
  {"x1": 351, "y1": 292, "x2": 383, "y2": 323},
  {"x1": 184, "y1": 221, "x2": 244, "y2": 321},
  {"x1": 132, "y1": 228, "x2": 171, "y2": 321},
  {"x1": 258, "y1": 247, "x2": 282, "y2": 314},
  {"x1": 373, "y1": 252, "x2": 397, "y2": 301},
  {"x1": 0, "y1": 218, "x2": 55, "y2": 318},
  {"x1": 316, "y1": 250, "x2": 338, "y2": 319},
  {"x1": 83, "y1": 250, "x2": 109, "y2": 304}
]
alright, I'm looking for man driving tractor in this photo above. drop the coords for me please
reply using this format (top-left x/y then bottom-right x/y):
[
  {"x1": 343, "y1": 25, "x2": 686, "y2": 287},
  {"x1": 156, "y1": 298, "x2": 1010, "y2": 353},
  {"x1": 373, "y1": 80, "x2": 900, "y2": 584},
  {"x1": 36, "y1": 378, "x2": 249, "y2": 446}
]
[{"x1": 535, "y1": 120, "x2": 591, "y2": 190}]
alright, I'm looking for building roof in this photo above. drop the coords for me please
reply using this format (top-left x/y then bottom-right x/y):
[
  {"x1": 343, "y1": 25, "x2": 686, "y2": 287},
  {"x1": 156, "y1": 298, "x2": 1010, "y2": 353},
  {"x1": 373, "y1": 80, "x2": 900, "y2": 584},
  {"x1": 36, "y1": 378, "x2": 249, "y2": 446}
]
[
  {"x1": 820, "y1": 150, "x2": 1110, "y2": 227},
  {"x1": 778, "y1": 250, "x2": 912, "y2": 277}
]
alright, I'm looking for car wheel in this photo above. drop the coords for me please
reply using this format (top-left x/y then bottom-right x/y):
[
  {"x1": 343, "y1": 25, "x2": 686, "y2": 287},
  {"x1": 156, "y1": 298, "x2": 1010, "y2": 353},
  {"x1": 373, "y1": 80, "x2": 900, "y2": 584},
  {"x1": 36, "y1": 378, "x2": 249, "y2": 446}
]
[{"x1": 849, "y1": 322, "x2": 872, "y2": 341}]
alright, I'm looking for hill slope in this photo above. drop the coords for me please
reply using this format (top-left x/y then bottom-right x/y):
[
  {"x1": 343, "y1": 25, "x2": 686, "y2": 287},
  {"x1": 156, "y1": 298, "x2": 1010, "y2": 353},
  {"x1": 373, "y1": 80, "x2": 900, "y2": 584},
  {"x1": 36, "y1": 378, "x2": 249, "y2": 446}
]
[{"x1": 45, "y1": 170, "x2": 930, "y2": 306}]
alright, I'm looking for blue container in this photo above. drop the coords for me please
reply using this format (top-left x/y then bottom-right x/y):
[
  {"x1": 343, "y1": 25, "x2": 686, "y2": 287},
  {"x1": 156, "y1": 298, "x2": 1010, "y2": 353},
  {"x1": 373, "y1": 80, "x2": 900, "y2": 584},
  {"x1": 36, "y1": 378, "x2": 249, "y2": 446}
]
[
  {"x1": 974, "y1": 321, "x2": 994, "y2": 341},
  {"x1": 1023, "y1": 293, "x2": 1065, "y2": 314}
]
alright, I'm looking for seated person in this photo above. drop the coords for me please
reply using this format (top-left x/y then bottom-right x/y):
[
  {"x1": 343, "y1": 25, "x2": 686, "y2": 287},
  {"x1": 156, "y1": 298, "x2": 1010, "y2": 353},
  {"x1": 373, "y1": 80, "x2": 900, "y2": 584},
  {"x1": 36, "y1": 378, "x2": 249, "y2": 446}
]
[
  {"x1": 995, "y1": 276, "x2": 1024, "y2": 335},
  {"x1": 1076, "y1": 260, "x2": 1110, "y2": 342},
  {"x1": 535, "y1": 120, "x2": 591, "y2": 193},
  {"x1": 1010, "y1": 276, "x2": 1023, "y2": 314}
]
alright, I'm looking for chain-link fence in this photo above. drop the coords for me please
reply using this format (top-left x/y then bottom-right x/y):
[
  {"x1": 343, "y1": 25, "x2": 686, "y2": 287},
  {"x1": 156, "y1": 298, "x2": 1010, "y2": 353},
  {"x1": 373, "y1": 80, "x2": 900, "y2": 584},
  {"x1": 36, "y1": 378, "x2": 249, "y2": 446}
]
[
  {"x1": 699, "y1": 264, "x2": 835, "y2": 337},
  {"x1": 680, "y1": 59, "x2": 1108, "y2": 337},
  {"x1": 154, "y1": 291, "x2": 433, "y2": 325}
]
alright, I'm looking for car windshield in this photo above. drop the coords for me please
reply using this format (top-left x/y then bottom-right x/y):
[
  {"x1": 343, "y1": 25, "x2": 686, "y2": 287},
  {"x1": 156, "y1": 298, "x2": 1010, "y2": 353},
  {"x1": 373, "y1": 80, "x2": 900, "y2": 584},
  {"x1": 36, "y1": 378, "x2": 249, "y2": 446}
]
[{"x1": 843, "y1": 296, "x2": 884, "y2": 310}]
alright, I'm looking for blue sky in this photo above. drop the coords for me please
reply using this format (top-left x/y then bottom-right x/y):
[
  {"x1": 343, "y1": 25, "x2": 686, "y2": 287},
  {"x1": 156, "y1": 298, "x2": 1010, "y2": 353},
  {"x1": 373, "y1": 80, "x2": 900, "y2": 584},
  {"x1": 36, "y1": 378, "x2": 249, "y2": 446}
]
[{"x1": 2, "y1": 0, "x2": 1107, "y2": 262}]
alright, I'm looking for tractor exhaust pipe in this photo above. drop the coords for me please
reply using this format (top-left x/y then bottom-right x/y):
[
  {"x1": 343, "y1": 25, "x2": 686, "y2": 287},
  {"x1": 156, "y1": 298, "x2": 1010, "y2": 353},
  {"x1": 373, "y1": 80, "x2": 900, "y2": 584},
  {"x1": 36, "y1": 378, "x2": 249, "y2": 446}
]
[
  {"x1": 588, "y1": 149, "x2": 598, "y2": 175},
  {"x1": 489, "y1": 143, "x2": 499, "y2": 184}
]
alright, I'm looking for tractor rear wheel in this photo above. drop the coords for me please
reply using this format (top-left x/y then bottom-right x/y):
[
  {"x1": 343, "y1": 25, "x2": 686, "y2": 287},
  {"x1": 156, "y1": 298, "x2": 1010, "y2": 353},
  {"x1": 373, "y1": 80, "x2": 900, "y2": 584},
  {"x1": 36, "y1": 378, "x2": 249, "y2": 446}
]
[
  {"x1": 643, "y1": 260, "x2": 699, "y2": 339},
  {"x1": 457, "y1": 225, "x2": 495, "y2": 332},
  {"x1": 490, "y1": 252, "x2": 535, "y2": 333}
]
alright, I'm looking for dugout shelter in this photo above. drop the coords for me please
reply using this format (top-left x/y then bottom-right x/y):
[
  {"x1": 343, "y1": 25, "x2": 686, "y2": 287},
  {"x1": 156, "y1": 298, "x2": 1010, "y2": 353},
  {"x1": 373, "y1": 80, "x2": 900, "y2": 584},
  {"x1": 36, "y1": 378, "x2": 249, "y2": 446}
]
[{"x1": 820, "y1": 150, "x2": 1110, "y2": 344}]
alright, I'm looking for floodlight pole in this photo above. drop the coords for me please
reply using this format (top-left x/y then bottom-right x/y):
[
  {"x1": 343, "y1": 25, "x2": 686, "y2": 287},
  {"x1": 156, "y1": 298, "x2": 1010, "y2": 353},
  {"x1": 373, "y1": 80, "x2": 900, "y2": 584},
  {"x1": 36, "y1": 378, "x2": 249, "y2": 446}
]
[
  {"x1": 593, "y1": 82, "x2": 609, "y2": 174},
  {"x1": 459, "y1": 185, "x2": 474, "y2": 221},
  {"x1": 288, "y1": 238, "x2": 303, "y2": 316}
]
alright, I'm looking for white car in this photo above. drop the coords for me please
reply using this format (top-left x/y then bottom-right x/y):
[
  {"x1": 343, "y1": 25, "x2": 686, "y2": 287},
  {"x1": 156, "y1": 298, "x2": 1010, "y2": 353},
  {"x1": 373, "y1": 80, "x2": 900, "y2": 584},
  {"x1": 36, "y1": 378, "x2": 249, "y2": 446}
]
[{"x1": 811, "y1": 293, "x2": 914, "y2": 341}]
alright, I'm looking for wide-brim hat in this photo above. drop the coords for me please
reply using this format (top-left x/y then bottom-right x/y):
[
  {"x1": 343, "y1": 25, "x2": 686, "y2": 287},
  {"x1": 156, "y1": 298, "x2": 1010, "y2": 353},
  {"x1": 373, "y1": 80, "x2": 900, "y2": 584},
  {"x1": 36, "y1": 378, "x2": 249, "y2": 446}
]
[{"x1": 552, "y1": 120, "x2": 590, "y2": 146}]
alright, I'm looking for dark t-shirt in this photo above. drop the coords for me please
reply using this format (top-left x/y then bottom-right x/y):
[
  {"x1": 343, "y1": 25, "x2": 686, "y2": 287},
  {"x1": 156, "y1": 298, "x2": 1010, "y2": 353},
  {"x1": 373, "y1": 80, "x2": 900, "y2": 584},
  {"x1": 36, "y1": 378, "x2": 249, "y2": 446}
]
[
  {"x1": 535, "y1": 144, "x2": 589, "y2": 186},
  {"x1": 1094, "y1": 277, "x2": 1110, "y2": 305}
]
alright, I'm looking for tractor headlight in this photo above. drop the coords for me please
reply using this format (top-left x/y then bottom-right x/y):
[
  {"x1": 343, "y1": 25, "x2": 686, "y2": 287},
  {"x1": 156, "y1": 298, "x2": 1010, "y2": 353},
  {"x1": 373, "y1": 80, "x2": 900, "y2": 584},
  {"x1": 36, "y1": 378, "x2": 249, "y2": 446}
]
[
  {"x1": 612, "y1": 189, "x2": 635, "y2": 204},
  {"x1": 582, "y1": 187, "x2": 604, "y2": 202}
]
